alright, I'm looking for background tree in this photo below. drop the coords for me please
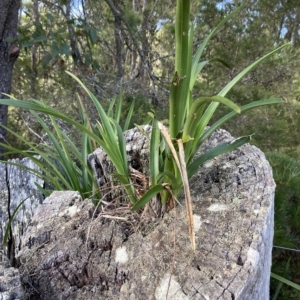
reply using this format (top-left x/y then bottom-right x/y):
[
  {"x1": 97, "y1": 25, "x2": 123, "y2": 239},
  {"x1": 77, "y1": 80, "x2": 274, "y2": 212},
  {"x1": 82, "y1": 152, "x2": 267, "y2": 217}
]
[{"x1": 0, "y1": 0, "x2": 21, "y2": 154}]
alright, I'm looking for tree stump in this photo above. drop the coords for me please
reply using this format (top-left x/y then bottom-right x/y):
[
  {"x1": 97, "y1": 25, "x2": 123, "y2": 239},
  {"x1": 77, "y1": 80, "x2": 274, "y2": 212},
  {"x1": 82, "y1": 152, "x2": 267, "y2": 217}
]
[{"x1": 6, "y1": 127, "x2": 275, "y2": 299}]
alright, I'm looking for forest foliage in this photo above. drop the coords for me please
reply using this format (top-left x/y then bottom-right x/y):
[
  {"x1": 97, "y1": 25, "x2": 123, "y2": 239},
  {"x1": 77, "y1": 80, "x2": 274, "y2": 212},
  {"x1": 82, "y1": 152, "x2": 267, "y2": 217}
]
[{"x1": 4, "y1": 0, "x2": 300, "y2": 298}]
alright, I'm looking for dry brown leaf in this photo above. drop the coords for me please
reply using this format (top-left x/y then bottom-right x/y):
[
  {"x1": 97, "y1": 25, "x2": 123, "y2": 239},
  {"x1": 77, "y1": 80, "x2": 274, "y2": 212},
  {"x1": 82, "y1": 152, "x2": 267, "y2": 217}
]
[
  {"x1": 157, "y1": 121, "x2": 195, "y2": 251},
  {"x1": 177, "y1": 139, "x2": 195, "y2": 251}
]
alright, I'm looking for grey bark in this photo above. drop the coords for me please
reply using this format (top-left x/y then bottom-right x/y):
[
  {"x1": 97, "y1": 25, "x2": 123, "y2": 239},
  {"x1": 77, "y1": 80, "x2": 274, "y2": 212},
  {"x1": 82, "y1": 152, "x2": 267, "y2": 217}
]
[
  {"x1": 0, "y1": 0, "x2": 21, "y2": 154},
  {"x1": 113, "y1": 0, "x2": 124, "y2": 82},
  {"x1": 6, "y1": 127, "x2": 275, "y2": 299},
  {"x1": 0, "y1": 158, "x2": 44, "y2": 263},
  {"x1": 0, "y1": 157, "x2": 44, "y2": 299},
  {"x1": 30, "y1": 0, "x2": 39, "y2": 98}
]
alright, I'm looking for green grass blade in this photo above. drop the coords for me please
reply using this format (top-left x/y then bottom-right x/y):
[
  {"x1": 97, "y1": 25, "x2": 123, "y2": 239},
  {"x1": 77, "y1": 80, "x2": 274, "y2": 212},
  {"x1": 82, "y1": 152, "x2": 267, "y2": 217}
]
[
  {"x1": 0, "y1": 131, "x2": 73, "y2": 190},
  {"x1": 35, "y1": 182, "x2": 52, "y2": 197},
  {"x1": 183, "y1": 95, "x2": 240, "y2": 138},
  {"x1": 76, "y1": 97, "x2": 94, "y2": 194},
  {"x1": 271, "y1": 273, "x2": 300, "y2": 291},
  {"x1": 191, "y1": 60, "x2": 206, "y2": 91},
  {"x1": 50, "y1": 130, "x2": 95, "y2": 185},
  {"x1": 1, "y1": 155, "x2": 69, "y2": 191},
  {"x1": 115, "y1": 91, "x2": 123, "y2": 124},
  {"x1": 107, "y1": 96, "x2": 117, "y2": 118},
  {"x1": 199, "y1": 44, "x2": 289, "y2": 147},
  {"x1": 113, "y1": 121, "x2": 138, "y2": 203},
  {"x1": 3, "y1": 194, "x2": 34, "y2": 246},
  {"x1": 183, "y1": 95, "x2": 240, "y2": 161},
  {"x1": 1, "y1": 159, "x2": 48, "y2": 184},
  {"x1": 66, "y1": 71, "x2": 118, "y2": 148},
  {"x1": 131, "y1": 184, "x2": 165, "y2": 211},
  {"x1": 190, "y1": 58, "x2": 231, "y2": 92},
  {"x1": 272, "y1": 259, "x2": 291, "y2": 300},
  {"x1": 157, "y1": 171, "x2": 178, "y2": 186},
  {"x1": 95, "y1": 122, "x2": 124, "y2": 172},
  {"x1": 0, "y1": 98, "x2": 109, "y2": 150},
  {"x1": 81, "y1": 128, "x2": 89, "y2": 193},
  {"x1": 41, "y1": 101, "x2": 72, "y2": 165},
  {"x1": 0, "y1": 97, "x2": 124, "y2": 191},
  {"x1": 32, "y1": 112, "x2": 80, "y2": 191},
  {"x1": 112, "y1": 173, "x2": 136, "y2": 203},
  {"x1": 188, "y1": 136, "x2": 250, "y2": 179},
  {"x1": 123, "y1": 99, "x2": 135, "y2": 131},
  {"x1": 112, "y1": 119, "x2": 128, "y2": 175}
]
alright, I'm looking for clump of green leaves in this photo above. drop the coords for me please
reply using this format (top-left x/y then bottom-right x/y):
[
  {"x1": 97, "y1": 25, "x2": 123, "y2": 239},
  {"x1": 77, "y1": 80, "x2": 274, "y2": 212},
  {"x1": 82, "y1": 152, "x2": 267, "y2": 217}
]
[{"x1": 0, "y1": 92, "x2": 134, "y2": 202}]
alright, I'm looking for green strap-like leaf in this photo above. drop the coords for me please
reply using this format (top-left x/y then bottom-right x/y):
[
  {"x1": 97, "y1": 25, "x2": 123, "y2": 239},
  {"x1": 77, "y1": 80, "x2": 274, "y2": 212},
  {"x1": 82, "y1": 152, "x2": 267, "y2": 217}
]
[
  {"x1": 112, "y1": 173, "x2": 136, "y2": 203},
  {"x1": 190, "y1": 58, "x2": 231, "y2": 92},
  {"x1": 219, "y1": 44, "x2": 289, "y2": 98},
  {"x1": 188, "y1": 136, "x2": 251, "y2": 179},
  {"x1": 131, "y1": 184, "x2": 165, "y2": 211},
  {"x1": 190, "y1": 98, "x2": 282, "y2": 161},
  {"x1": 0, "y1": 137, "x2": 73, "y2": 190},
  {"x1": 107, "y1": 96, "x2": 116, "y2": 118},
  {"x1": 112, "y1": 119, "x2": 129, "y2": 176},
  {"x1": 0, "y1": 98, "x2": 108, "y2": 150},
  {"x1": 32, "y1": 112, "x2": 80, "y2": 191},
  {"x1": 115, "y1": 91, "x2": 123, "y2": 124},
  {"x1": 191, "y1": 3, "x2": 245, "y2": 79},
  {"x1": 150, "y1": 118, "x2": 161, "y2": 185},
  {"x1": 198, "y1": 44, "x2": 289, "y2": 152},
  {"x1": 3, "y1": 195, "x2": 34, "y2": 246},
  {"x1": 123, "y1": 99, "x2": 135, "y2": 131},
  {"x1": 66, "y1": 71, "x2": 119, "y2": 149},
  {"x1": 183, "y1": 95, "x2": 240, "y2": 138},
  {"x1": 271, "y1": 273, "x2": 300, "y2": 291},
  {"x1": 183, "y1": 95, "x2": 240, "y2": 161}
]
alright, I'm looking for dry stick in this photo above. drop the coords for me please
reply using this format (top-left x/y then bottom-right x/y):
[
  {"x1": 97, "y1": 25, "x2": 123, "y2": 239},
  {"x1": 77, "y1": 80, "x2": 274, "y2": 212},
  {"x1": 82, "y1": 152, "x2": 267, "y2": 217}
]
[
  {"x1": 177, "y1": 139, "x2": 195, "y2": 251},
  {"x1": 158, "y1": 122, "x2": 195, "y2": 251},
  {"x1": 100, "y1": 215, "x2": 128, "y2": 220},
  {"x1": 157, "y1": 122, "x2": 182, "y2": 174}
]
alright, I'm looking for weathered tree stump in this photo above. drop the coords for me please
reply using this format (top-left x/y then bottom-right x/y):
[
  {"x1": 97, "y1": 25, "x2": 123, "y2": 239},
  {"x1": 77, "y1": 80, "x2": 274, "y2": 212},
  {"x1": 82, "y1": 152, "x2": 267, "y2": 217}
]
[{"x1": 2, "y1": 128, "x2": 275, "y2": 299}]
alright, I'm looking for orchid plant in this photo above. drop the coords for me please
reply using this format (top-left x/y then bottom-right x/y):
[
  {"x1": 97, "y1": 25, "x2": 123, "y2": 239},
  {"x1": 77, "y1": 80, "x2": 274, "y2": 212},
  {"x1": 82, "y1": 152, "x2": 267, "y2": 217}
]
[{"x1": 0, "y1": 0, "x2": 288, "y2": 250}]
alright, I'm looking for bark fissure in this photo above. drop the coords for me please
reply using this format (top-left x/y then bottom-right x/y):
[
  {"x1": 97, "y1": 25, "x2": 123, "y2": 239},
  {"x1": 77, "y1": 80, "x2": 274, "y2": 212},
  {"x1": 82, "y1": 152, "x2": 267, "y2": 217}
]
[{"x1": 5, "y1": 163, "x2": 16, "y2": 267}]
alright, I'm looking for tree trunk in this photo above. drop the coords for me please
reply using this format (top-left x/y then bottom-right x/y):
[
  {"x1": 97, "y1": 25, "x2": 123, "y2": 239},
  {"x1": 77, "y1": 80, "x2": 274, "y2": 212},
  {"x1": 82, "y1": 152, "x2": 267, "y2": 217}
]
[
  {"x1": 31, "y1": 0, "x2": 39, "y2": 98},
  {"x1": 0, "y1": 0, "x2": 21, "y2": 155},
  {"x1": 113, "y1": 0, "x2": 123, "y2": 82},
  {"x1": 66, "y1": 0, "x2": 82, "y2": 66},
  {"x1": 4, "y1": 127, "x2": 276, "y2": 299}
]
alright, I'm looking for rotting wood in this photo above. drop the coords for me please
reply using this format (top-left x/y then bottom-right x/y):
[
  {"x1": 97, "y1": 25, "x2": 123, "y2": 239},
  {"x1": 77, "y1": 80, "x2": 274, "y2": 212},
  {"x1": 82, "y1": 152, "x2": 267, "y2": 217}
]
[{"x1": 10, "y1": 127, "x2": 275, "y2": 299}]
